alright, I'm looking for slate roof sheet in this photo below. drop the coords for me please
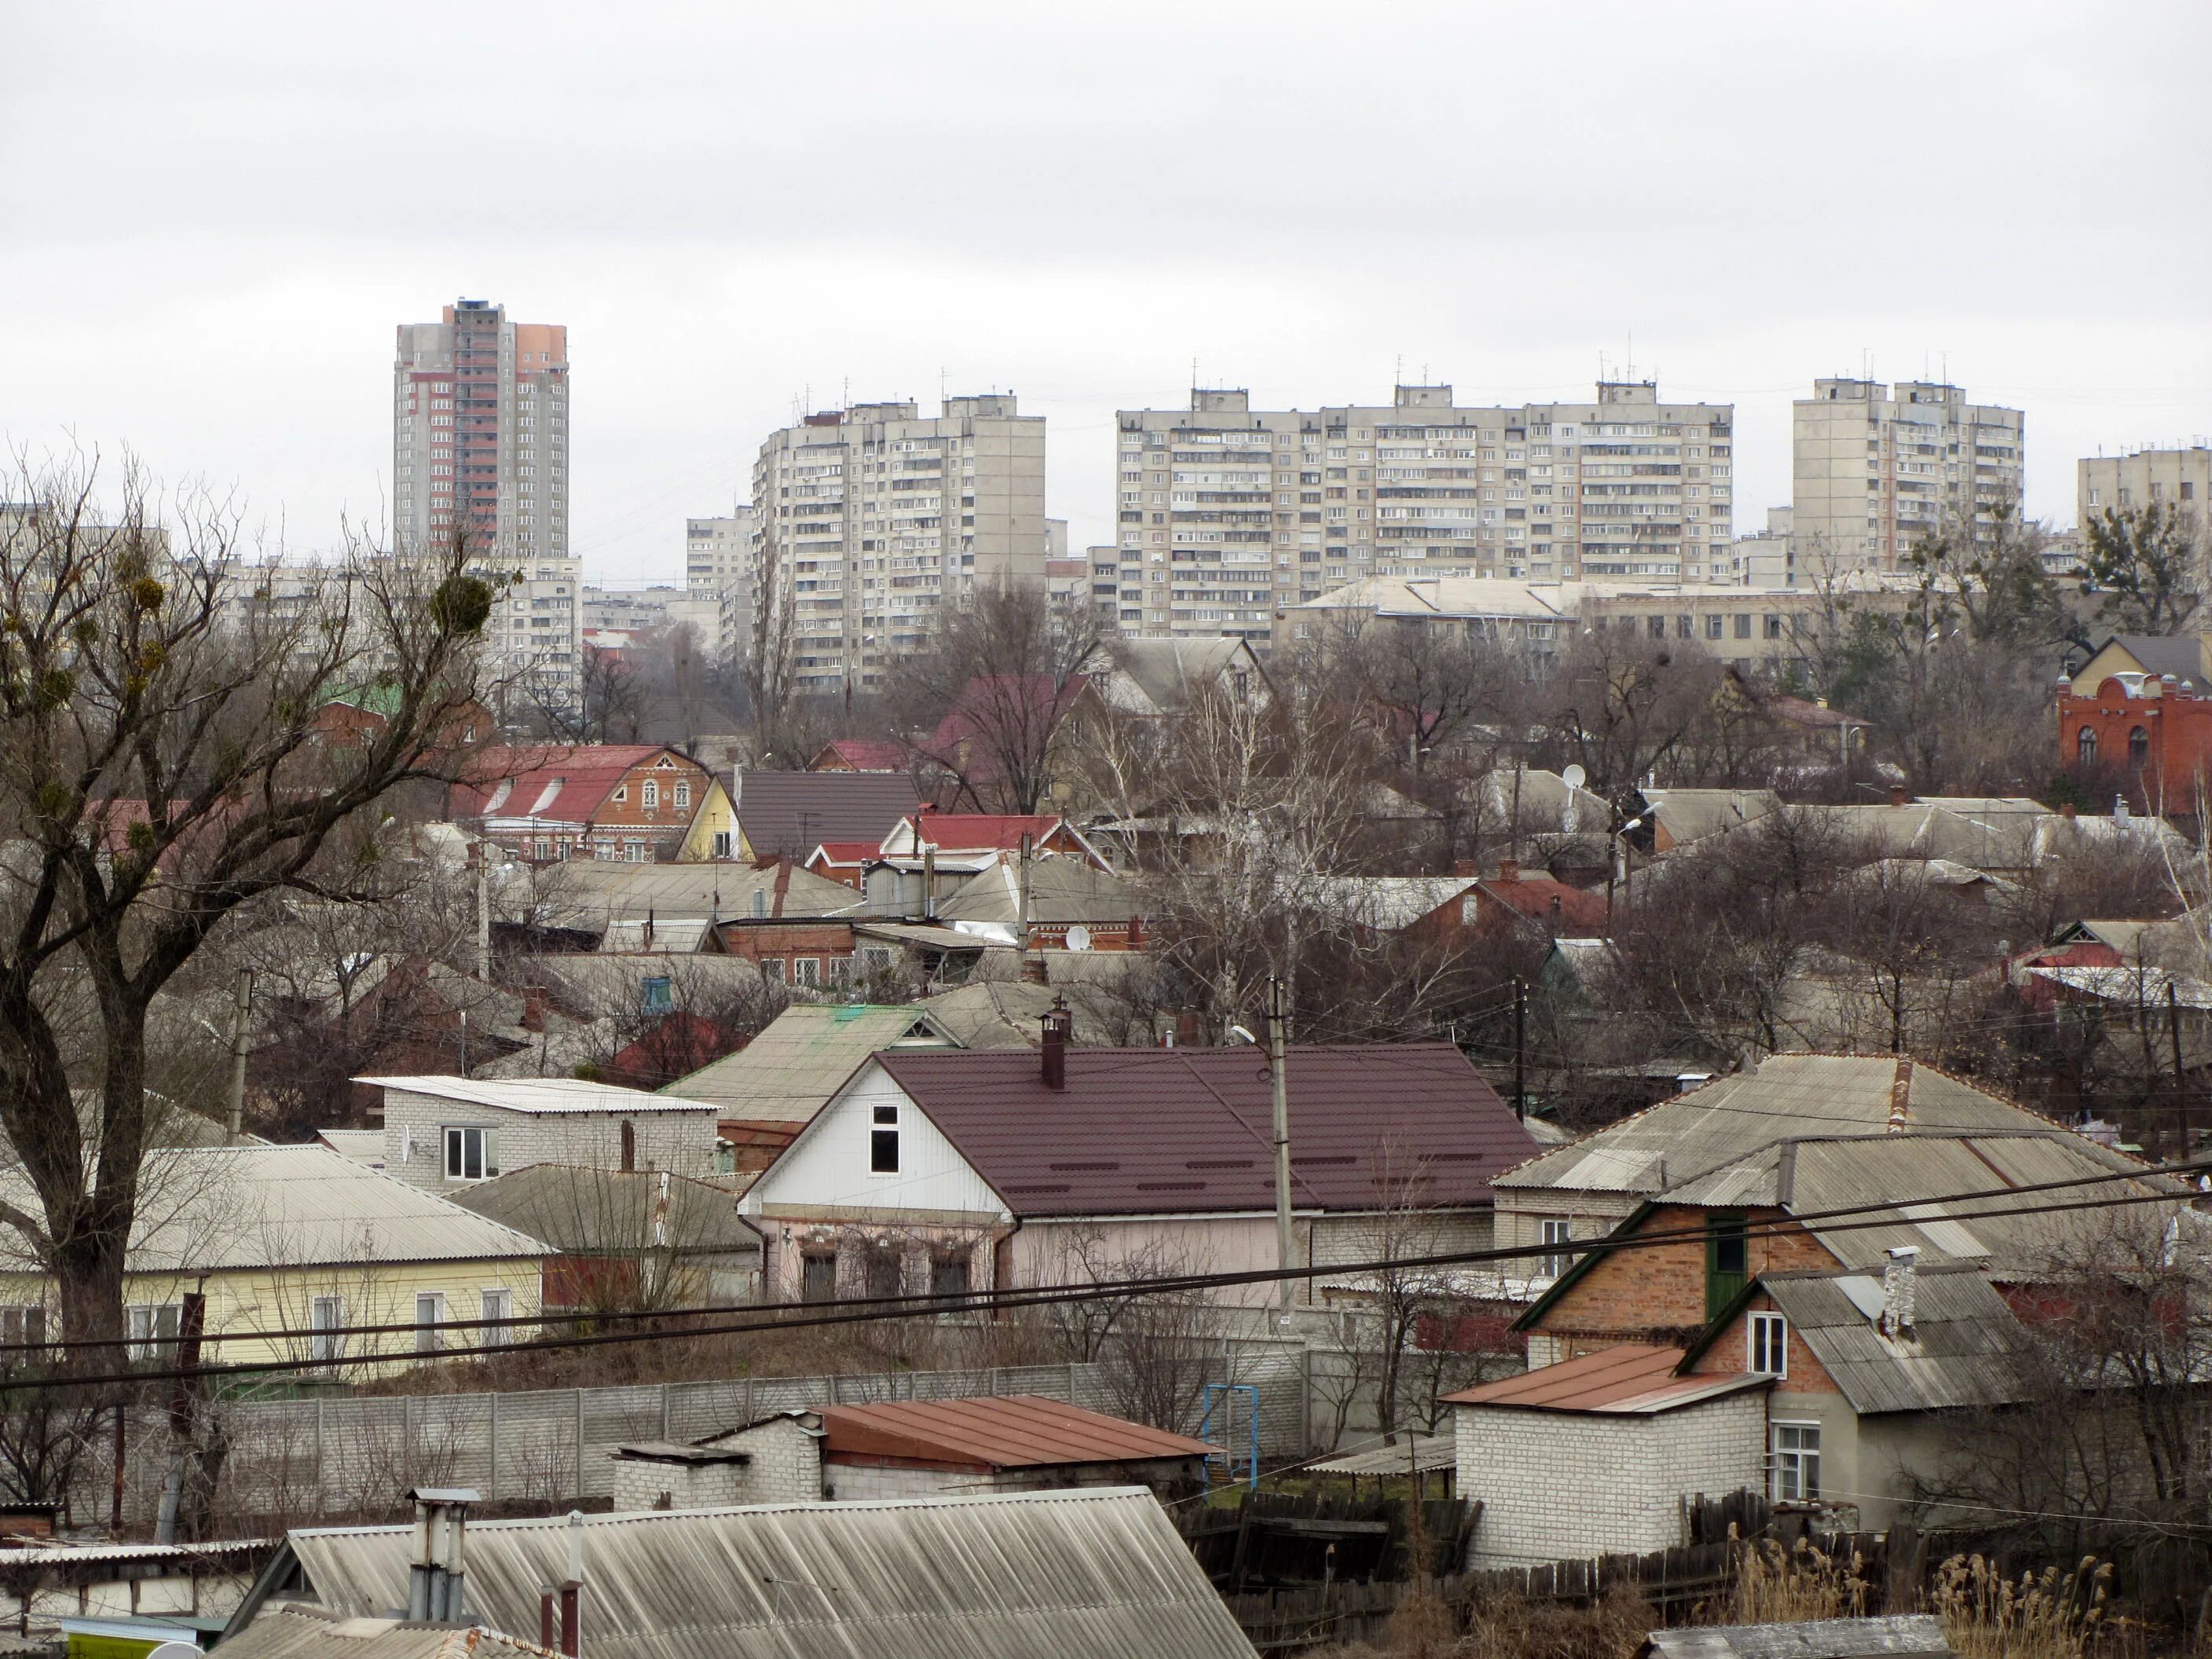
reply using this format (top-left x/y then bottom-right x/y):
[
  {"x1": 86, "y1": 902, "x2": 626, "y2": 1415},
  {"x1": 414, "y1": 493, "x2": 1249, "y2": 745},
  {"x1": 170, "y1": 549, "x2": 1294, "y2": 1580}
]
[
  {"x1": 1754, "y1": 1269, "x2": 2032, "y2": 1415},
  {"x1": 875, "y1": 1043, "x2": 1533, "y2": 1217},
  {"x1": 361, "y1": 1076, "x2": 719, "y2": 1115},
  {"x1": 256, "y1": 1489, "x2": 1254, "y2": 1659},
  {"x1": 665, "y1": 1005, "x2": 958, "y2": 1122}
]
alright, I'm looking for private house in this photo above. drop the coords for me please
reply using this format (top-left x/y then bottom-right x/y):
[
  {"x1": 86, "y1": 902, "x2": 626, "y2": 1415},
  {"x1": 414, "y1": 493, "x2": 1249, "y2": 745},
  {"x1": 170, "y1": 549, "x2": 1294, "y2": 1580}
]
[
  {"x1": 731, "y1": 770, "x2": 924, "y2": 863},
  {"x1": 665, "y1": 1003, "x2": 961, "y2": 1151},
  {"x1": 1459, "y1": 862, "x2": 1610, "y2": 940},
  {"x1": 1636, "y1": 788, "x2": 1782, "y2": 855},
  {"x1": 223, "y1": 1487, "x2": 1255, "y2": 1659},
  {"x1": 738, "y1": 1028, "x2": 1535, "y2": 1308},
  {"x1": 1460, "y1": 767, "x2": 1615, "y2": 884},
  {"x1": 822, "y1": 811, "x2": 1116, "y2": 915},
  {"x1": 447, "y1": 1164, "x2": 764, "y2": 1313},
  {"x1": 930, "y1": 852, "x2": 1147, "y2": 948},
  {"x1": 449, "y1": 745, "x2": 730, "y2": 863},
  {"x1": 1488, "y1": 1054, "x2": 2111, "y2": 1291},
  {"x1": 1087, "y1": 636, "x2": 1269, "y2": 717},
  {"x1": 2065, "y1": 632, "x2": 2212, "y2": 698},
  {"x1": 807, "y1": 738, "x2": 910, "y2": 773},
  {"x1": 615, "y1": 1395, "x2": 1214, "y2": 1510},
  {"x1": 2058, "y1": 672, "x2": 2212, "y2": 811},
  {"x1": 498, "y1": 858, "x2": 855, "y2": 954},
  {"x1": 0, "y1": 1144, "x2": 548, "y2": 1376},
  {"x1": 363, "y1": 1075, "x2": 724, "y2": 1193}
]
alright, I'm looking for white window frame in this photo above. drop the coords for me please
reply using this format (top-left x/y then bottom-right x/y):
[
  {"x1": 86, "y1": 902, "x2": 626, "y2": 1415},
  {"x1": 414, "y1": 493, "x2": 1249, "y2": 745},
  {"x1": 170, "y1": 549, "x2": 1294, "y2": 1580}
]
[
  {"x1": 311, "y1": 1295, "x2": 345, "y2": 1364},
  {"x1": 415, "y1": 1292, "x2": 447, "y2": 1354},
  {"x1": 127, "y1": 1303, "x2": 181, "y2": 1363},
  {"x1": 870, "y1": 1104, "x2": 901, "y2": 1175},
  {"x1": 1539, "y1": 1218, "x2": 1573, "y2": 1279},
  {"x1": 1748, "y1": 1312, "x2": 1788, "y2": 1377},
  {"x1": 443, "y1": 1125, "x2": 498, "y2": 1182},
  {"x1": 480, "y1": 1287, "x2": 513, "y2": 1350},
  {"x1": 1771, "y1": 1420, "x2": 1821, "y2": 1500}
]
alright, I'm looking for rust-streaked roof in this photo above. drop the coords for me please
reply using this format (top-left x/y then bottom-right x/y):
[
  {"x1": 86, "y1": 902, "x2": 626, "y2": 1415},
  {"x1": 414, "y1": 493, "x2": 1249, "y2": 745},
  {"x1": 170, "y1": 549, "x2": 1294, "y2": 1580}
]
[
  {"x1": 875, "y1": 1042, "x2": 1533, "y2": 1217},
  {"x1": 1443, "y1": 1344, "x2": 1770, "y2": 1415},
  {"x1": 817, "y1": 1395, "x2": 1214, "y2": 1469}
]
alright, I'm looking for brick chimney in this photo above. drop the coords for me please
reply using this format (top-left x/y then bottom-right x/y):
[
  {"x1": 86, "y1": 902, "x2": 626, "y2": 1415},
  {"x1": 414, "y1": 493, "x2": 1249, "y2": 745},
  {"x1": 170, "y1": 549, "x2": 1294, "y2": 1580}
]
[
  {"x1": 1881, "y1": 1244, "x2": 1918, "y2": 1341},
  {"x1": 1453, "y1": 859, "x2": 1478, "y2": 877},
  {"x1": 1889, "y1": 784, "x2": 1910, "y2": 807},
  {"x1": 1040, "y1": 995, "x2": 1071, "y2": 1090},
  {"x1": 1887, "y1": 1057, "x2": 1914, "y2": 1130},
  {"x1": 1496, "y1": 859, "x2": 1520, "y2": 883}
]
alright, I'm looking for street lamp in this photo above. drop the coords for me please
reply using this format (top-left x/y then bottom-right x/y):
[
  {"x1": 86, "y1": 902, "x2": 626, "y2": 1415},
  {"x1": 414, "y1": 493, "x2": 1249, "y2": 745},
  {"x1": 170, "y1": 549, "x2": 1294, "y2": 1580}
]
[{"x1": 1608, "y1": 816, "x2": 1644, "y2": 920}]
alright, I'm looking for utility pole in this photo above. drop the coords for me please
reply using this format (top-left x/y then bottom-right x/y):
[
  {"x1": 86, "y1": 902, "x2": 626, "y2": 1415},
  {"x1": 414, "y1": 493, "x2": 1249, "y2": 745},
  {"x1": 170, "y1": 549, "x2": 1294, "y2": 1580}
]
[
  {"x1": 225, "y1": 969, "x2": 254, "y2": 1137},
  {"x1": 1267, "y1": 975, "x2": 1294, "y2": 1321},
  {"x1": 1016, "y1": 833, "x2": 1033, "y2": 952},
  {"x1": 1511, "y1": 975, "x2": 1526, "y2": 1121},
  {"x1": 474, "y1": 841, "x2": 493, "y2": 982},
  {"x1": 2169, "y1": 980, "x2": 2189, "y2": 1159}
]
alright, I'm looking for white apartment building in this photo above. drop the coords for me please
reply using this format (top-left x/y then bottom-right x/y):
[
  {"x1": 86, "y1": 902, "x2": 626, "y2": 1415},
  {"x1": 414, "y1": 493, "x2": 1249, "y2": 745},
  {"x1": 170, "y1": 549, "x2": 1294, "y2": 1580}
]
[
  {"x1": 687, "y1": 511, "x2": 756, "y2": 668},
  {"x1": 2080, "y1": 445, "x2": 2210, "y2": 528},
  {"x1": 1111, "y1": 382, "x2": 1734, "y2": 643},
  {"x1": 1791, "y1": 379, "x2": 2023, "y2": 573},
  {"x1": 484, "y1": 558, "x2": 582, "y2": 717},
  {"x1": 750, "y1": 395, "x2": 1047, "y2": 695}
]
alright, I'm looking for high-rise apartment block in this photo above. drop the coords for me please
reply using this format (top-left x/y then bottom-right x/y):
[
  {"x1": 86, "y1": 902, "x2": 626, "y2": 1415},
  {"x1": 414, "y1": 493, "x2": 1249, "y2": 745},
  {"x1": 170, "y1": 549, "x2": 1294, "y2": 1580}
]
[
  {"x1": 2079, "y1": 445, "x2": 2209, "y2": 528},
  {"x1": 687, "y1": 511, "x2": 756, "y2": 668},
  {"x1": 750, "y1": 395, "x2": 1046, "y2": 695},
  {"x1": 394, "y1": 298, "x2": 577, "y2": 709},
  {"x1": 1111, "y1": 381, "x2": 1734, "y2": 643},
  {"x1": 1791, "y1": 379, "x2": 2023, "y2": 573}
]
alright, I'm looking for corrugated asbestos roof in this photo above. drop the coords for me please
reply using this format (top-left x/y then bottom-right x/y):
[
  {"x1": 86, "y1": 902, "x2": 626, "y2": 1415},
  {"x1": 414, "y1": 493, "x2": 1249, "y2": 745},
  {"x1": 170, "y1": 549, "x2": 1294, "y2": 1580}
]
[
  {"x1": 521, "y1": 859, "x2": 858, "y2": 928},
  {"x1": 266, "y1": 1488, "x2": 1254, "y2": 1659},
  {"x1": 1445, "y1": 1344, "x2": 1769, "y2": 1415},
  {"x1": 360, "y1": 1076, "x2": 720, "y2": 1115},
  {"x1": 1307, "y1": 1435, "x2": 1456, "y2": 1477},
  {"x1": 1653, "y1": 1129, "x2": 2185, "y2": 1276},
  {"x1": 935, "y1": 857, "x2": 1144, "y2": 925},
  {"x1": 220, "y1": 1603, "x2": 555, "y2": 1658},
  {"x1": 1640, "y1": 1613, "x2": 1952, "y2": 1657},
  {"x1": 875, "y1": 1043, "x2": 1534, "y2": 1217},
  {"x1": 0, "y1": 1144, "x2": 548, "y2": 1275},
  {"x1": 1753, "y1": 1269, "x2": 2033, "y2": 1416},
  {"x1": 666, "y1": 1005, "x2": 958, "y2": 1122},
  {"x1": 1496, "y1": 1055, "x2": 2087, "y2": 1197},
  {"x1": 811, "y1": 1395, "x2": 1214, "y2": 1469},
  {"x1": 445, "y1": 1165, "x2": 758, "y2": 1258},
  {"x1": 734, "y1": 772, "x2": 924, "y2": 860}
]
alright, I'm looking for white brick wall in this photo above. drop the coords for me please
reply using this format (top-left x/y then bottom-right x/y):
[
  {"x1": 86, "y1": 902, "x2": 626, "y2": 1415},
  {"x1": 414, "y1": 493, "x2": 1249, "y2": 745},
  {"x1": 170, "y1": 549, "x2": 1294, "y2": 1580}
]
[
  {"x1": 610, "y1": 1456, "x2": 750, "y2": 1513},
  {"x1": 701, "y1": 1415, "x2": 824, "y2": 1504},
  {"x1": 1456, "y1": 1389, "x2": 1767, "y2": 1566},
  {"x1": 380, "y1": 1090, "x2": 718, "y2": 1193},
  {"x1": 822, "y1": 1463, "x2": 972, "y2": 1502}
]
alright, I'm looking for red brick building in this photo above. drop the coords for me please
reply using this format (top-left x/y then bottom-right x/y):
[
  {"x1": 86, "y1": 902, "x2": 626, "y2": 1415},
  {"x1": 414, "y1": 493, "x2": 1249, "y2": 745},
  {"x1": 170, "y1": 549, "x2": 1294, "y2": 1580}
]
[
  {"x1": 2058, "y1": 677, "x2": 2212, "y2": 811},
  {"x1": 449, "y1": 744, "x2": 719, "y2": 862}
]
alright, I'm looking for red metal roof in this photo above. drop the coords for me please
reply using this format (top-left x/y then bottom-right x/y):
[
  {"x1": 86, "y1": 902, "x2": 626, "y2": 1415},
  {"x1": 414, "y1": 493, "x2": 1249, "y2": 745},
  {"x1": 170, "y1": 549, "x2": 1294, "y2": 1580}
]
[
  {"x1": 807, "y1": 840, "x2": 881, "y2": 866},
  {"x1": 817, "y1": 1394, "x2": 1214, "y2": 1469},
  {"x1": 873, "y1": 1043, "x2": 1533, "y2": 1217},
  {"x1": 888, "y1": 812, "x2": 1070, "y2": 854},
  {"x1": 810, "y1": 739, "x2": 909, "y2": 772},
  {"x1": 448, "y1": 745, "x2": 684, "y2": 826},
  {"x1": 1442, "y1": 1343, "x2": 1770, "y2": 1414}
]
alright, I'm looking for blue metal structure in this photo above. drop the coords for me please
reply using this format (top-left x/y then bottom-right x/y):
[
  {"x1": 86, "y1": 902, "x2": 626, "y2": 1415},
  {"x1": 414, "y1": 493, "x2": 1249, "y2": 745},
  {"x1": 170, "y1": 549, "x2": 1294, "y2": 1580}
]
[{"x1": 1198, "y1": 1382, "x2": 1260, "y2": 1491}]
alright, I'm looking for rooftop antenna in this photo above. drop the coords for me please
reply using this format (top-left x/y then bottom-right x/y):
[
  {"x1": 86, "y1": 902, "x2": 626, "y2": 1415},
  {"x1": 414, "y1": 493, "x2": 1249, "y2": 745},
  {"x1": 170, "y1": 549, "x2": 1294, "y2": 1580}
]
[{"x1": 842, "y1": 375, "x2": 850, "y2": 408}]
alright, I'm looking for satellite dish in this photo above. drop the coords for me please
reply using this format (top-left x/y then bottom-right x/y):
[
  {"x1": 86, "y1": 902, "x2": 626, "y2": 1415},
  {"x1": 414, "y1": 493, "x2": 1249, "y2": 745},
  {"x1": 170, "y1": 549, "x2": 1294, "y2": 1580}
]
[
  {"x1": 1064, "y1": 925, "x2": 1093, "y2": 952},
  {"x1": 149, "y1": 1646, "x2": 202, "y2": 1659},
  {"x1": 1561, "y1": 764, "x2": 1588, "y2": 790}
]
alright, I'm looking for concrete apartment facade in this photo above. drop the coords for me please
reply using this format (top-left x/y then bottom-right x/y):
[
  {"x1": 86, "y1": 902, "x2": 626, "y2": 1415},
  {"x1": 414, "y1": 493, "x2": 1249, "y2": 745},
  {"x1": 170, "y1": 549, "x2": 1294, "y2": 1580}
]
[
  {"x1": 395, "y1": 298, "x2": 580, "y2": 711},
  {"x1": 750, "y1": 396, "x2": 1048, "y2": 696},
  {"x1": 687, "y1": 510, "x2": 756, "y2": 668},
  {"x1": 2080, "y1": 445, "x2": 2210, "y2": 529},
  {"x1": 1109, "y1": 381, "x2": 1734, "y2": 644},
  {"x1": 1791, "y1": 379, "x2": 2024, "y2": 573}
]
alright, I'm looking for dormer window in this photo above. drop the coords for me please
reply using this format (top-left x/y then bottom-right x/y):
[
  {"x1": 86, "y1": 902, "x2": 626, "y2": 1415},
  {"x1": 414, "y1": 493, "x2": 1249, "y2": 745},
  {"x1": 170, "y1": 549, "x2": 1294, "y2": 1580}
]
[{"x1": 1748, "y1": 1312, "x2": 1788, "y2": 1376}]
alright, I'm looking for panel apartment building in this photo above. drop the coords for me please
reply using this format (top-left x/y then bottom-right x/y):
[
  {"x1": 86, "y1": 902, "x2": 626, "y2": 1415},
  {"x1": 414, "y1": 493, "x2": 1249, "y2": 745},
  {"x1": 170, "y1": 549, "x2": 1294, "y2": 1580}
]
[
  {"x1": 749, "y1": 396, "x2": 1046, "y2": 696},
  {"x1": 1108, "y1": 381, "x2": 1734, "y2": 643},
  {"x1": 394, "y1": 298, "x2": 580, "y2": 710},
  {"x1": 2080, "y1": 445, "x2": 2210, "y2": 526},
  {"x1": 1791, "y1": 379, "x2": 2024, "y2": 574}
]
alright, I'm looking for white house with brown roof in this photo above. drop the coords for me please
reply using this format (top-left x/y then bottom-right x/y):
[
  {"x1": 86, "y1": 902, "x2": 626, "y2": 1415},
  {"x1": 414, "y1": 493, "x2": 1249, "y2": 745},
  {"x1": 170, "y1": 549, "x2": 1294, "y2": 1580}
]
[{"x1": 738, "y1": 1030, "x2": 1535, "y2": 1309}]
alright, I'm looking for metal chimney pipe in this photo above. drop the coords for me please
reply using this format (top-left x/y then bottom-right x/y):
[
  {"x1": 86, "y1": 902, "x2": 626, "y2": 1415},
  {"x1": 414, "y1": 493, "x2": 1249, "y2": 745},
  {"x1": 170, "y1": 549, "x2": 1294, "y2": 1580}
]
[{"x1": 225, "y1": 969, "x2": 254, "y2": 1137}]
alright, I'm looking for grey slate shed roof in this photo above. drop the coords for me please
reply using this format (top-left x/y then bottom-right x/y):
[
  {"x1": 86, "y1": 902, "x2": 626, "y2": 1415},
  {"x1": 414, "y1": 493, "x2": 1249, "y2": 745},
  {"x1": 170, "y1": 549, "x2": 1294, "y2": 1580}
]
[
  {"x1": 1749, "y1": 1268, "x2": 2033, "y2": 1415},
  {"x1": 664, "y1": 1004, "x2": 958, "y2": 1122},
  {"x1": 934, "y1": 855, "x2": 1145, "y2": 925},
  {"x1": 217, "y1": 1603, "x2": 555, "y2": 1658},
  {"x1": 233, "y1": 1487, "x2": 1255, "y2": 1659},
  {"x1": 1640, "y1": 1613, "x2": 1950, "y2": 1657},
  {"x1": 443, "y1": 1165, "x2": 759, "y2": 1260},
  {"x1": 1494, "y1": 1055, "x2": 2082, "y2": 1200}
]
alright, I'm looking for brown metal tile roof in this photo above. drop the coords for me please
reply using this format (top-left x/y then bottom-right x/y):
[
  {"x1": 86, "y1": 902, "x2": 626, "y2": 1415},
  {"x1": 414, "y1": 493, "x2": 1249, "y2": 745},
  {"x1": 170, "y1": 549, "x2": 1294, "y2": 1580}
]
[
  {"x1": 1443, "y1": 1343, "x2": 1771, "y2": 1414},
  {"x1": 875, "y1": 1042, "x2": 1533, "y2": 1217},
  {"x1": 818, "y1": 1395, "x2": 1215, "y2": 1469}
]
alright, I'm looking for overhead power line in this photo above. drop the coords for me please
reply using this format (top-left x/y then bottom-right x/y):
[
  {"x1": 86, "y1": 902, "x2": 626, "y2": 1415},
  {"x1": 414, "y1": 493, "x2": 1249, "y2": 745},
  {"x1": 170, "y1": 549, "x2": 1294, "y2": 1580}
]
[{"x1": 0, "y1": 1153, "x2": 2198, "y2": 1394}]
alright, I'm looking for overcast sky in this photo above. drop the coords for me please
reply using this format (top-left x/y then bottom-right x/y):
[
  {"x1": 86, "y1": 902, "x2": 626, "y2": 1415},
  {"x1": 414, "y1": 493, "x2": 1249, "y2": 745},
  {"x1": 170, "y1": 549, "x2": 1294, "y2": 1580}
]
[{"x1": 4, "y1": 2, "x2": 2207, "y2": 582}]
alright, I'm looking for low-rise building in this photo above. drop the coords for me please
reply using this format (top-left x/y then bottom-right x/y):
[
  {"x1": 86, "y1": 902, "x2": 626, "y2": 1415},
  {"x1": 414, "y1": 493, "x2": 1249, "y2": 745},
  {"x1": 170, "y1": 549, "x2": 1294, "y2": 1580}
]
[
  {"x1": 363, "y1": 1075, "x2": 723, "y2": 1192},
  {"x1": 449, "y1": 744, "x2": 731, "y2": 863}
]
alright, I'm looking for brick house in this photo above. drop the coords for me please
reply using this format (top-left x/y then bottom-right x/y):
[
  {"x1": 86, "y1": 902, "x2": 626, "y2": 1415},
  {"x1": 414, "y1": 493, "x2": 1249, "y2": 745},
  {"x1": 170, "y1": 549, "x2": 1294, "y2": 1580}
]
[
  {"x1": 738, "y1": 1030, "x2": 1534, "y2": 1309},
  {"x1": 1458, "y1": 862, "x2": 1610, "y2": 940},
  {"x1": 2058, "y1": 672, "x2": 2212, "y2": 811},
  {"x1": 449, "y1": 744, "x2": 729, "y2": 863}
]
